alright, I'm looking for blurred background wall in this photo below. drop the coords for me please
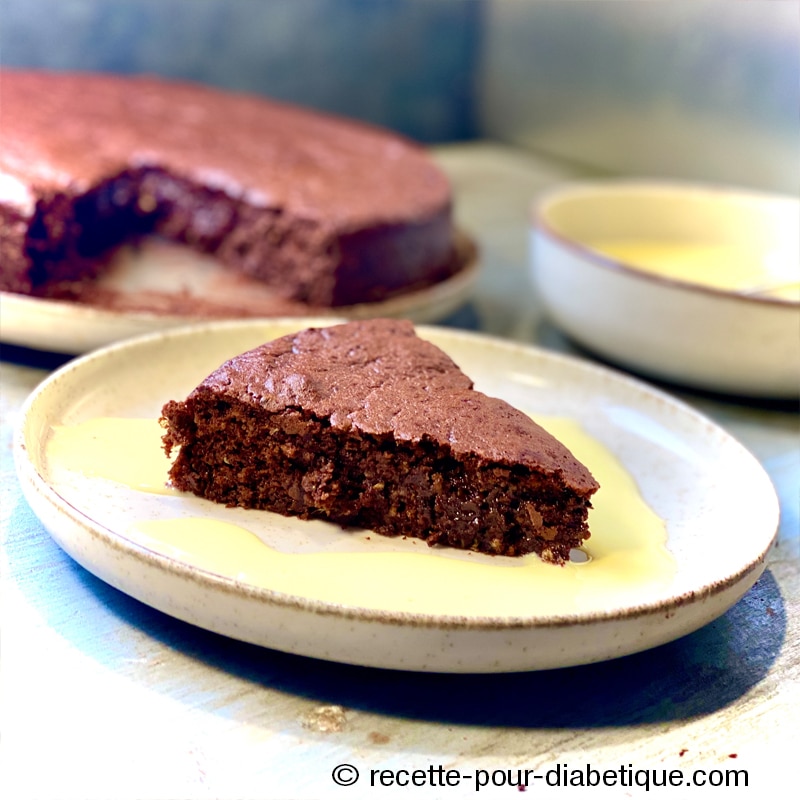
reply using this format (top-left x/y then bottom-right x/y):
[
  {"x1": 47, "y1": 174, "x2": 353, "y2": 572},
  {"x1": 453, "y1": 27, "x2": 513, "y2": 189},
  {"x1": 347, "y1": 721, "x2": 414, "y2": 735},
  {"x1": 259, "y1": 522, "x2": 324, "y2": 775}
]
[
  {"x1": 478, "y1": 1, "x2": 799, "y2": 194},
  {"x1": 2, "y1": 0, "x2": 797, "y2": 193}
]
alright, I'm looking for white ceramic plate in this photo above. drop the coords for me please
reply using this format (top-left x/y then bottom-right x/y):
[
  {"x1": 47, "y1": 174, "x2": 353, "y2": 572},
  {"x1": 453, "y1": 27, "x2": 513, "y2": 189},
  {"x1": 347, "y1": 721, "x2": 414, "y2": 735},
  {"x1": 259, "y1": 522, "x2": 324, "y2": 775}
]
[
  {"x1": 0, "y1": 235, "x2": 477, "y2": 354},
  {"x1": 15, "y1": 320, "x2": 778, "y2": 672}
]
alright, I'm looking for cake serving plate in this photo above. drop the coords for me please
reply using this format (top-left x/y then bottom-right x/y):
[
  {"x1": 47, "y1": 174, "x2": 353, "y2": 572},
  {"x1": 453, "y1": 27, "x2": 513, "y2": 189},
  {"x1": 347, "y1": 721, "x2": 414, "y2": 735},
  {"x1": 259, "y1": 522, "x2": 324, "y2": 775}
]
[
  {"x1": 0, "y1": 234, "x2": 478, "y2": 355},
  {"x1": 15, "y1": 320, "x2": 778, "y2": 672}
]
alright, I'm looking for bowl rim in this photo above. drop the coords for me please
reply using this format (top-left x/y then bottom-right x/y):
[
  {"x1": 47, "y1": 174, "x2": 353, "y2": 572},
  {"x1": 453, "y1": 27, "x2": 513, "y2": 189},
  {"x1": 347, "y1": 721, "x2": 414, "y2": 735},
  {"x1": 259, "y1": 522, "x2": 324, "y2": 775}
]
[{"x1": 531, "y1": 179, "x2": 800, "y2": 309}]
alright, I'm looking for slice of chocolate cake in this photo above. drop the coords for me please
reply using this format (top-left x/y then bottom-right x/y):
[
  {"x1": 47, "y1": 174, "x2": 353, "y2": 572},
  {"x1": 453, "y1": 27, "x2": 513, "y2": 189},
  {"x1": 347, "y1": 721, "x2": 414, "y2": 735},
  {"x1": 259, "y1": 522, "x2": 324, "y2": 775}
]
[{"x1": 160, "y1": 319, "x2": 599, "y2": 561}]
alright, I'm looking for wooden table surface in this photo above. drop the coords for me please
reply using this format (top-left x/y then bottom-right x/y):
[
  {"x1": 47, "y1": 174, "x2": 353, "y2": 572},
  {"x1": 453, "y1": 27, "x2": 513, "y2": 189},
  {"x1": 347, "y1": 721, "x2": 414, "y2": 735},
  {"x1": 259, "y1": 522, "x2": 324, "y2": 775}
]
[{"x1": 2, "y1": 143, "x2": 798, "y2": 799}]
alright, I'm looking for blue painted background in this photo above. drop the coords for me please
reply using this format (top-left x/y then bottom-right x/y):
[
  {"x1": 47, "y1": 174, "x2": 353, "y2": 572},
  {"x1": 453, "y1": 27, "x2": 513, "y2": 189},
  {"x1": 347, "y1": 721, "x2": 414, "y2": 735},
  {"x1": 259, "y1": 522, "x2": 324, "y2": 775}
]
[{"x1": 0, "y1": 0, "x2": 483, "y2": 143}]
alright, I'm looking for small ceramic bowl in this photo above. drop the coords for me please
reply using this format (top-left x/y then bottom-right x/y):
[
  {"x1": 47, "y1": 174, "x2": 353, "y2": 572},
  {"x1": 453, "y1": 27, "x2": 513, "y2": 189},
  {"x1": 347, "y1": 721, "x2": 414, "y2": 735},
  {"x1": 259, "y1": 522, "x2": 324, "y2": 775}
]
[{"x1": 531, "y1": 181, "x2": 799, "y2": 397}]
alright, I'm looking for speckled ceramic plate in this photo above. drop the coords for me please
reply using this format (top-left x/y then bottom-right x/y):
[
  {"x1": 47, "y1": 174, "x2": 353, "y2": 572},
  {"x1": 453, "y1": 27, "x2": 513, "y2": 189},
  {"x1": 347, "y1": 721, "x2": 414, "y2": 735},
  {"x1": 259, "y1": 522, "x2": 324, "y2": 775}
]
[
  {"x1": 14, "y1": 320, "x2": 778, "y2": 672},
  {"x1": 0, "y1": 234, "x2": 477, "y2": 354}
]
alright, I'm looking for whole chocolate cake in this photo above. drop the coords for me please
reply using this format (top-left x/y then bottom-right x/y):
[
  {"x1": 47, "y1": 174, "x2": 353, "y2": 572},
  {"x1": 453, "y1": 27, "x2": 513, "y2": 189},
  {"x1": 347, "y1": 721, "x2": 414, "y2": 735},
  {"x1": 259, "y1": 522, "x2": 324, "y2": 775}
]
[
  {"x1": 160, "y1": 319, "x2": 599, "y2": 561},
  {"x1": 0, "y1": 70, "x2": 460, "y2": 306}
]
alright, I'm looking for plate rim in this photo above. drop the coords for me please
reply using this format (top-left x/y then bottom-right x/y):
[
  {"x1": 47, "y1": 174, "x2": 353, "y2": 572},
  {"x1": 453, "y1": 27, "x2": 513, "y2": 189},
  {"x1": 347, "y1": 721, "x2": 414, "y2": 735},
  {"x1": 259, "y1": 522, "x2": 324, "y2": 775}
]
[{"x1": 14, "y1": 318, "x2": 780, "y2": 633}]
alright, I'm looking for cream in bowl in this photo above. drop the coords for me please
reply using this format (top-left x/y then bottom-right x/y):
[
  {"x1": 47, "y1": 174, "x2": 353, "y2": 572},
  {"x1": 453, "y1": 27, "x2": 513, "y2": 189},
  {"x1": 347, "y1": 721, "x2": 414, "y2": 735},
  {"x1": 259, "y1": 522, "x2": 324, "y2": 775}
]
[{"x1": 531, "y1": 181, "x2": 800, "y2": 397}]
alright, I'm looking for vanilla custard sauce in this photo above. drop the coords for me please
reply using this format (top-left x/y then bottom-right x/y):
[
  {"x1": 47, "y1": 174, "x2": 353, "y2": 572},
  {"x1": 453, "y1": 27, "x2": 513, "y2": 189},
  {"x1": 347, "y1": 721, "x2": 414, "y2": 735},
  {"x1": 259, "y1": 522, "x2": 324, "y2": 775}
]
[
  {"x1": 47, "y1": 417, "x2": 177, "y2": 495},
  {"x1": 588, "y1": 238, "x2": 799, "y2": 300},
  {"x1": 46, "y1": 416, "x2": 675, "y2": 616}
]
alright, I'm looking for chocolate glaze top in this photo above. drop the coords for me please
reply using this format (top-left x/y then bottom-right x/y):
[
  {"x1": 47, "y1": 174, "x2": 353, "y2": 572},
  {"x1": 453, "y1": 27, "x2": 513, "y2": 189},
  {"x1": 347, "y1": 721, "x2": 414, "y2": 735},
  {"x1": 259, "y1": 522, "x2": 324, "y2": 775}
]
[
  {"x1": 0, "y1": 70, "x2": 451, "y2": 226},
  {"x1": 194, "y1": 319, "x2": 599, "y2": 494}
]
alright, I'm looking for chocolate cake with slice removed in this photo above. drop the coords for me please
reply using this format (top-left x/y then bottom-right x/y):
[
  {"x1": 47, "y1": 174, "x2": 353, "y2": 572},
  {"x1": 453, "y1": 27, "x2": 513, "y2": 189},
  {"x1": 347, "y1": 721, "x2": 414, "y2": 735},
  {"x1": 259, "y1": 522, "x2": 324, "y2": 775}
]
[
  {"x1": 160, "y1": 319, "x2": 599, "y2": 561},
  {"x1": 0, "y1": 70, "x2": 460, "y2": 307}
]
